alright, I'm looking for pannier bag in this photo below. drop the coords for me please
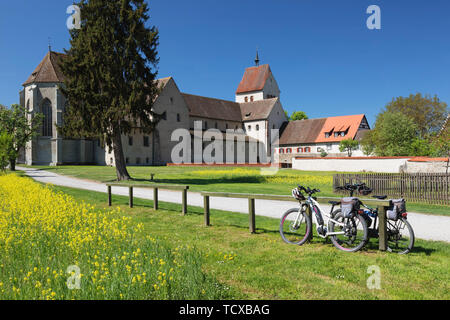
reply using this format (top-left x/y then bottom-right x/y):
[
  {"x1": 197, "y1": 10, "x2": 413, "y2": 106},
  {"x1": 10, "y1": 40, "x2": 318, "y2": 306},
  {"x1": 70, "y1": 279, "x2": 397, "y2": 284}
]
[
  {"x1": 341, "y1": 197, "x2": 360, "y2": 218},
  {"x1": 387, "y1": 199, "x2": 406, "y2": 221}
]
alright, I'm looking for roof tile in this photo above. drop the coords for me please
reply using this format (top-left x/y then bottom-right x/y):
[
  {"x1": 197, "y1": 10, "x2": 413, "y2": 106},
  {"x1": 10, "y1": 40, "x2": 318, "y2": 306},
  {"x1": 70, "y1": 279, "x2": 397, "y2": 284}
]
[
  {"x1": 23, "y1": 51, "x2": 66, "y2": 86},
  {"x1": 236, "y1": 64, "x2": 271, "y2": 94}
]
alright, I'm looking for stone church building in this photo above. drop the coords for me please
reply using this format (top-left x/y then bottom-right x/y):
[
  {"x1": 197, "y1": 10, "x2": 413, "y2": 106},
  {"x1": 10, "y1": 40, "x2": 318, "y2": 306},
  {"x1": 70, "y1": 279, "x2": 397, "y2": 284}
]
[{"x1": 19, "y1": 51, "x2": 369, "y2": 166}]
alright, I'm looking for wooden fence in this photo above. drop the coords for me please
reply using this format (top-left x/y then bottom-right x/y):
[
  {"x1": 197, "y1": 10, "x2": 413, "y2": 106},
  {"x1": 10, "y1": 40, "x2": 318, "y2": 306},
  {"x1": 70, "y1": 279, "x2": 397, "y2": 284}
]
[
  {"x1": 106, "y1": 183, "x2": 189, "y2": 214},
  {"x1": 333, "y1": 173, "x2": 450, "y2": 205}
]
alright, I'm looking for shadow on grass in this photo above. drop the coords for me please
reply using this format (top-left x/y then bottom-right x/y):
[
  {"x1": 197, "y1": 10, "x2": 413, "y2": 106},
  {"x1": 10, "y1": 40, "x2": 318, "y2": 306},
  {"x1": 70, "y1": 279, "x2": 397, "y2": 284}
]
[{"x1": 364, "y1": 239, "x2": 436, "y2": 256}]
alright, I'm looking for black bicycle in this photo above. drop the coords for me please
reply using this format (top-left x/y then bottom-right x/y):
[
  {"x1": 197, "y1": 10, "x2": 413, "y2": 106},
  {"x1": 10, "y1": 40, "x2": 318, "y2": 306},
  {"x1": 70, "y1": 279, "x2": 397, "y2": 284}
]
[
  {"x1": 336, "y1": 183, "x2": 415, "y2": 254},
  {"x1": 279, "y1": 185, "x2": 369, "y2": 252}
]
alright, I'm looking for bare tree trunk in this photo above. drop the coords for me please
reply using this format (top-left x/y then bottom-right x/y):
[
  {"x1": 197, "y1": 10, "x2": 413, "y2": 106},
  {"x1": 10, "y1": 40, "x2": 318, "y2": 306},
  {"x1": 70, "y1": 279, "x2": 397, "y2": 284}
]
[
  {"x1": 9, "y1": 158, "x2": 16, "y2": 171},
  {"x1": 112, "y1": 127, "x2": 131, "y2": 181}
]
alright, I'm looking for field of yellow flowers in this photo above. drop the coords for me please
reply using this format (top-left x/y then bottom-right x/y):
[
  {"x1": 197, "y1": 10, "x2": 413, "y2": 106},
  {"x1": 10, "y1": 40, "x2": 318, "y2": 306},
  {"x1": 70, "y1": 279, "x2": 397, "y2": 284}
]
[
  {"x1": 192, "y1": 169, "x2": 332, "y2": 188},
  {"x1": 0, "y1": 174, "x2": 233, "y2": 300}
]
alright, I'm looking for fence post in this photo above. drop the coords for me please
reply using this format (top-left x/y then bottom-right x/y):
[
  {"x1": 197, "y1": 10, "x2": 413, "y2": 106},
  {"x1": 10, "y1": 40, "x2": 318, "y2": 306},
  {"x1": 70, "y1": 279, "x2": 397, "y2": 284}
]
[
  {"x1": 306, "y1": 205, "x2": 313, "y2": 242},
  {"x1": 203, "y1": 195, "x2": 210, "y2": 226},
  {"x1": 108, "y1": 186, "x2": 112, "y2": 207},
  {"x1": 182, "y1": 189, "x2": 188, "y2": 215},
  {"x1": 129, "y1": 187, "x2": 133, "y2": 208},
  {"x1": 153, "y1": 188, "x2": 158, "y2": 210},
  {"x1": 248, "y1": 198, "x2": 256, "y2": 234},
  {"x1": 378, "y1": 205, "x2": 387, "y2": 251}
]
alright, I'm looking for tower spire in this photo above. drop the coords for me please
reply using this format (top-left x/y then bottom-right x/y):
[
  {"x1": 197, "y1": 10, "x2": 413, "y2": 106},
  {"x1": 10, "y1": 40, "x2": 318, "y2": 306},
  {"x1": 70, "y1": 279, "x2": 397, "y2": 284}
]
[
  {"x1": 48, "y1": 37, "x2": 52, "y2": 52},
  {"x1": 255, "y1": 49, "x2": 260, "y2": 66}
]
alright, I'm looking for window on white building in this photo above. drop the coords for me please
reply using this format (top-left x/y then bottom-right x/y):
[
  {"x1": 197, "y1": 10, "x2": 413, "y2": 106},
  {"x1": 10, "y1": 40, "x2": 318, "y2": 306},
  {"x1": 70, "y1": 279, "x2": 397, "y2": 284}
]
[{"x1": 41, "y1": 99, "x2": 52, "y2": 137}]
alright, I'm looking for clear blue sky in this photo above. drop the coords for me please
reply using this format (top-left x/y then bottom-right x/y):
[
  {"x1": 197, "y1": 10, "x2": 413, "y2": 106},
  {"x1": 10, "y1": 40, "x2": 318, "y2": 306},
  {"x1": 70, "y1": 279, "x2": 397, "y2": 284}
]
[{"x1": 1, "y1": 0, "x2": 449, "y2": 126}]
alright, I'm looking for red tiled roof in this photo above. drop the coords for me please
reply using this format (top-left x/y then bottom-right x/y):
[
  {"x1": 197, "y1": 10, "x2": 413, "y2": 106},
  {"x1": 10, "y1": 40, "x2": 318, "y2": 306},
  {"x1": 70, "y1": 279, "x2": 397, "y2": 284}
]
[
  {"x1": 23, "y1": 51, "x2": 66, "y2": 86},
  {"x1": 315, "y1": 114, "x2": 366, "y2": 143},
  {"x1": 294, "y1": 156, "x2": 449, "y2": 162},
  {"x1": 236, "y1": 64, "x2": 271, "y2": 94},
  {"x1": 278, "y1": 114, "x2": 368, "y2": 145}
]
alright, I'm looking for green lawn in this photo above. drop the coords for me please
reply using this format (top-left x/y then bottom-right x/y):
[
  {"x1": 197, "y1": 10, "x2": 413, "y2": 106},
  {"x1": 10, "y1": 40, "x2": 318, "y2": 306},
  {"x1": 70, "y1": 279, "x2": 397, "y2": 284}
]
[
  {"x1": 24, "y1": 165, "x2": 450, "y2": 216},
  {"x1": 43, "y1": 184, "x2": 450, "y2": 299}
]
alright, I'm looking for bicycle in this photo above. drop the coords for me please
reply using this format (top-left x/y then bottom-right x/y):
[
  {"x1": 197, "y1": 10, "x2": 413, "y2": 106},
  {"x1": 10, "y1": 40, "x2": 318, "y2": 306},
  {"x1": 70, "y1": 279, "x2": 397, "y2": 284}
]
[
  {"x1": 336, "y1": 183, "x2": 415, "y2": 254},
  {"x1": 279, "y1": 185, "x2": 369, "y2": 252}
]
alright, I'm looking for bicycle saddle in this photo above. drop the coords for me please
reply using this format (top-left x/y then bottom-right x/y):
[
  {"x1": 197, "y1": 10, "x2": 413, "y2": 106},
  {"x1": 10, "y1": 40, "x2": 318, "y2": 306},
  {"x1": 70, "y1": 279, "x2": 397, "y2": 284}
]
[
  {"x1": 328, "y1": 201, "x2": 340, "y2": 205},
  {"x1": 372, "y1": 195, "x2": 388, "y2": 200}
]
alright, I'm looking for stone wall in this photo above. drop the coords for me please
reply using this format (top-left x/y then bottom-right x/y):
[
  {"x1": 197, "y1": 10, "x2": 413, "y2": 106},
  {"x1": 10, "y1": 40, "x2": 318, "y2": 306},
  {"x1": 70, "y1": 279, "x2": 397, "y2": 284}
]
[{"x1": 292, "y1": 157, "x2": 450, "y2": 173}]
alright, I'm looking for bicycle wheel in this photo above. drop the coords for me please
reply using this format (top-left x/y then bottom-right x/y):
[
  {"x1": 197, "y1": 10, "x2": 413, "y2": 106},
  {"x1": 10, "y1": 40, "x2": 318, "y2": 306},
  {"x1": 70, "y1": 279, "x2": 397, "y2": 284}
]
[
  {"x1": 329, "y1": 209, "x2": 369, "y2": 252},
  {"x1": 387, "y1": 218, "x2": 415, "y2": 254},
  {"x1": 280, "y1": 206, "x2": 312, "y2": 246}
]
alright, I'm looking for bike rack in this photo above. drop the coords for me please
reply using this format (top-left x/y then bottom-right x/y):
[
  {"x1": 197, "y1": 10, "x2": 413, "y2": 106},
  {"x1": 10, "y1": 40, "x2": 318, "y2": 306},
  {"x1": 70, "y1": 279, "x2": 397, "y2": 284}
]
[
  {"x1": 200, "y1": 192, "x2": 391, "y2": 251},
  {"x1": 106, "y1": 183, "x2": 189, "y2": 215}
]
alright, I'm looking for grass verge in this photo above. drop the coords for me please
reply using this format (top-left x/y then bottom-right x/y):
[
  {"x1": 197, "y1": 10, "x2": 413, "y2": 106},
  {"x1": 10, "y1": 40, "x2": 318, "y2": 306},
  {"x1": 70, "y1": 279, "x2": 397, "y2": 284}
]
[{"x1": 39, "y1": 182, "x2": 450, "y2": 299}]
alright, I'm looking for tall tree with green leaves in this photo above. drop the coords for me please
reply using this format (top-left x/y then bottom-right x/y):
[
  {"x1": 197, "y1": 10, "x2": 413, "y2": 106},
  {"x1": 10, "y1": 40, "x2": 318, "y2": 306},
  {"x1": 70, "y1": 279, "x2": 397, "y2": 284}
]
[
  {"x1": 60, "y1": 0, "x2": 160, "y2": 180},
  {"x1": 370, "y1": 112, "x2": 419, "y2": 156},
  {"x1": 0, "y1": 104, "x2": 43, "y2": 171},
  {"x1": 383, "y1": 93, "x2": 448, "y2": 136}
]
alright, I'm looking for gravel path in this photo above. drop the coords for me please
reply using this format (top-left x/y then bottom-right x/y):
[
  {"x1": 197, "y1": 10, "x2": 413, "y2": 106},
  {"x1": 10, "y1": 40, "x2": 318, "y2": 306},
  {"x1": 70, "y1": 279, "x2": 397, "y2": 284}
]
[{"x1": 18, "y1": 166, "x2": 450, "y2": 242}]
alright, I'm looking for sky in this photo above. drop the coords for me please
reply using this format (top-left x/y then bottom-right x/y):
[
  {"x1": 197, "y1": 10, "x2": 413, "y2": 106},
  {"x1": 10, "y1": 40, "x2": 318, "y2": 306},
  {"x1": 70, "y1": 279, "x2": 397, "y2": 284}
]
[{"x1": 0, "y1": 0, "x2": 449, "y2": 126}]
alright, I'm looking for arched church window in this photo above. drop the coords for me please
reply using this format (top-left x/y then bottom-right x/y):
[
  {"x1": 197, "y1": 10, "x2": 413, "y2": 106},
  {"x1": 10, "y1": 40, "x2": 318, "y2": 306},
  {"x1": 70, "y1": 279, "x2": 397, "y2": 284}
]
[
  {"x1": 26, "y1": 100, "x2": 30, "y2": 112},
  {"x1": 41, "y1": 99, "x2": 53, "y2": 137}
]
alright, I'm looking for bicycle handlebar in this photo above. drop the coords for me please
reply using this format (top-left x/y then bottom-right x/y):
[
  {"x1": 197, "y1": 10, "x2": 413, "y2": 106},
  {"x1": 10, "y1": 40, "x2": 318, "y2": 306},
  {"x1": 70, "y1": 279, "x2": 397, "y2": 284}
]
[
  {"x1": 336, "y1": 182, "x2": 373, "y2": 196},
  {"x1": 297, "y1": 185, "x2": 321, "y2": 195}
]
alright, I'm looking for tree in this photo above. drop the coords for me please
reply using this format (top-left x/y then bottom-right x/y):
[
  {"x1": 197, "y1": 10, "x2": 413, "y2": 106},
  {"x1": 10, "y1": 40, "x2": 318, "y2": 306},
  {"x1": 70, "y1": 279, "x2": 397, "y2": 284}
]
[
  {"x1": 383, "y1": 93, "x2": 448, "y2": 136},
  {"x1": 0, "y1": 104, "x2": 43, "y2": 171},
  {"x1": 370, "y1": 112, "x2": 418, "y2": 156},
  {"x1": 430, "y1": 118, "x2": 449, "y2": 157},
  {"x1": 339, "y1": 139, "x2": 359, "y2": 157},
  {"x1": 0, "y1": 132, "x2": 13, "y2": 173},
  {"x1": 408, "y1": 137, "x2": 436, "y2": 157},
  {"x1": 290, "y1": 111, "x2": 308, "y2": 121},
  {"x1": 360, "y1": 131, "x2": 376, "y2": 156},
  {"x1": 60, "y1": 0, "x2": 160, "y2": 181}
]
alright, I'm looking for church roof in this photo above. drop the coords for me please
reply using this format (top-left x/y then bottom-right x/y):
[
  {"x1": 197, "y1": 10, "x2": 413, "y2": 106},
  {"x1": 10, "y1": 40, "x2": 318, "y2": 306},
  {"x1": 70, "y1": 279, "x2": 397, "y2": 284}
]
[
  {"x1": 23, "y1": 51, "x2": 66, "y2": 86},
  {"x1": 182, "y1": 93, "x2": 243, "y2": 122},
  {"x1": 240, "y1": 98, "x2": 278, "y2": 121},
  {"x1": 236, "y1": 64, "x2": 271, "y2": 94},
  {"x1": 315, "y1": 114, "x2": 366, "y2": 143},
  {"x1": 182, "y1": 93, "x2": 278, "y2": 123}
]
